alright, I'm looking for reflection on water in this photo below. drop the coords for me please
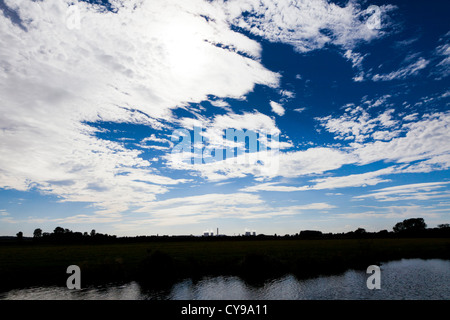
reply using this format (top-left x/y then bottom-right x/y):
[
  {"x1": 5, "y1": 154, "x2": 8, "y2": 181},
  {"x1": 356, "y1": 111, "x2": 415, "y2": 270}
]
[{"x1": 1, "y1": 259, "x2": 449, "y2": 300}]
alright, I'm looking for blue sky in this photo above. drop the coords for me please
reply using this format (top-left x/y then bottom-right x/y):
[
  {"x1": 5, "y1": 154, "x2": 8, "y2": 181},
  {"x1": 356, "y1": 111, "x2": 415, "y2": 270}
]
[{"x1": 0, "y1": 0, "x2": 449, "y2": 236}]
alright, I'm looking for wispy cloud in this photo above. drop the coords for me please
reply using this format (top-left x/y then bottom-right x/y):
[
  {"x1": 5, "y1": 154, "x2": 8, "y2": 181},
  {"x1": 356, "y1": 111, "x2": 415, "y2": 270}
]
[
  {"x1": 372, "y1": 57, "x2": 429, "y2": 81},
  {"x1": 343, "y1": 50, "x2": 367, "y2": 82},
  {"x1": 0, "y1": 210, "x2": 10, "y2": 216},
  {"x1": 129, "y1": 193, "x2": 334, "y2": 226},
  {"x1": 336, "y1": 204, "x2": 448, "y2": 221},
  {"x1": 354, "y1": 182, "x2": 450, "y2": 202},
  {"x1": 308, "y1": 167, "x2": 394, "y2": 190},
  {"x1": 432, "y1": 32, "x2": 450, "y2": 79},
  {"x1": 241, "y1": 167, "x2": 395, "y2": 192},
  {"x1": 294, "y1": 107, "x2": 307, "y2": 113},
  {"x1": 240, "y1": 182, "x2": 308, "y2": 193}
]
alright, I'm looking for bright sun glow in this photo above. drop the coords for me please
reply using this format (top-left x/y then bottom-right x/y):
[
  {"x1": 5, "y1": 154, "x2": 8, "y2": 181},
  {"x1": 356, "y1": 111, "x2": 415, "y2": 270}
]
[{"x1": 164, "y1": 22, "x2": 208, "y2": 78}]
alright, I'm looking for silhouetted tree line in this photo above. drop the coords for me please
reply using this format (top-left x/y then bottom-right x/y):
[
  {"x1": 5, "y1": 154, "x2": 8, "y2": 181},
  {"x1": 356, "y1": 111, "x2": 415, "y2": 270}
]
[
  {"x1": 30, "y1": 226, "x2": 117, "y2": 244},
  {"x1": 296, "y1": 218, "x2": 450, "y2": 239},
  {"x1": 7, "y1": 217, "x2": 450, "y2": 244}
]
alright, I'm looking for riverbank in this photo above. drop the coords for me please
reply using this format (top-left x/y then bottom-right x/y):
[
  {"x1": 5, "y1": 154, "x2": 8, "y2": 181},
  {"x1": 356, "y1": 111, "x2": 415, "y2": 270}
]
[{"x1": 1, "y1": 237, "x2": 449, "y2": 292}]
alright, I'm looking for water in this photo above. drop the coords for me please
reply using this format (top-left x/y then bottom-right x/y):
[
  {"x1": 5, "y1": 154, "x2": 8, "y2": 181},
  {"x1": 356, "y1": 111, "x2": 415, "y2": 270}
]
[{"x1": 1, "y1": 259, "x2": 449, "y2": 300}]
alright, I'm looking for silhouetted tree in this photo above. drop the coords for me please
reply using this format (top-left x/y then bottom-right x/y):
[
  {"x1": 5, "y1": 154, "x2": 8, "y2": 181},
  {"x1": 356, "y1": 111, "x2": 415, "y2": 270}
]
[
  {"x1": 299, "y1": 230, "x2": 323, "y2": 238},
  {"x1": 355, "y1": 228, "x2": 366, "y2": 234},
  {"x1": 16, "y1": 231, "x2": 23, "y2": 241},
  {"x1": 393, "y1": 218, "x2": 427, "y2": 233},
  {"x1": 438, "y1": 224, "x2": 450, "y2": 229},
  {"x1": 33, "y1": 228, "x2": 42, "y2": 238},
  {"x1": 54, "y1": 226, "x2": 65, "y2": 234},
  {"x1": 90, "y1": 229, "x2": 96, "y2": 237},
  {"x1": 393, "y1": 222, "x2": 405, "y2": 233}
]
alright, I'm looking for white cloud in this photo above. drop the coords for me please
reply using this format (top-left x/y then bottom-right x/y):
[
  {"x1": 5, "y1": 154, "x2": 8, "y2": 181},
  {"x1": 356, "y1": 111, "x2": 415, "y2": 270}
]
[
  {"x1": 167, "y1": 139, "x2": 354, "y2": 181},
  {"x1": 178, "y1": 111, "x2": 280, "y2": 134},
  {"x1": 1, "y1": 0, "x2": 448, "y2": 232},
  {"x1": 371, "y1": 130, "x2": 400, "y2": 141},
  {"x1": 435, "y1": 43, "x2": 450, "y2": 78},
  {"x1": 221, "y1": 0, "x2": 394, "y2": 53},
  {"x1": 402, "y1": 113, "x2": 419, "y2": 121},
  {"x1": 363, "y1": 94, "x2": 392, "y2": 109},
  {"x1": 0, "y1": 216, "x2": 16, "y2": 224},
  {"x1": 0, "y1": 0, "x2": 281, "y2": 215},
  {"x1": 129, "y1": 192, "x2": 334, "y2": 226},
  {"x1": 308, "y1": 167, "x2": 394, "y2": 190},
  {"x1": 352, "y1": 111, "x2": 450, "y2": 165},
  {"x1": 294, "y1": 107, "x2": 306, "y2": 113},
  {"x1": 432, "y1": 32, "x2": 450, "y2": 79},
  {"x1": 315, "y1": 109, "x2": 450, "y2": 185},
  {"x1": 164, "y1": 110, "x2": 313, "y2": 181},
  {"x1": 136, "y1": 134, "x2": 174, "y2": 150},
  {"x1": 209, "y1": 99, "x2": 232, "y2": 112},
  {"x1": 372, "y1": 57, "x2": 429, "y2": 81},
  {"x1": 279, "y1": 90, "x2": 295, "y2": 99},
  {"x1": 336, "y1": 205, "x2": 442, "y2": 220},
  {"x1": 277, "y1": 147, "x2": 356, "y2": 179},
  {"x1": 0, "y1": 210, "x2": 10, "y2": 216},
  {"x1": 141, "y1": 134, "x2": 173, "y2": 145},
  {"x1": 175, "y1": 111, "x2": 286, "y2": 155},
  {"x1": 169, "y1": 107, "x2": 449, "y2": 187},
  {"x1": 240, "y1": 182, "x2": 308, "y2": 192},
  {"x1": 399, "y1": 154, "x2": 450, "y2": 174},
  {"x1": 316, "y1": 105, "x2": 400, "y2": 143},
  {"x1": 343, "y1": 49, "x2": 366, "y2": 81},
  {"x1": 354, "y1": 182, "x2": 450, "y2": 202},
  {"x1": 440, "y1": 90, "x2": 450, "y2": 99},
  {"x1": 270, "y1": 101, "x2": 285, "y2": 116},
  {"x1": 241, "y1": 167, "x2": 394, "y2": 192},
  {"x1": 344, "y1": 50, "x2": 365, "y2": 69}
]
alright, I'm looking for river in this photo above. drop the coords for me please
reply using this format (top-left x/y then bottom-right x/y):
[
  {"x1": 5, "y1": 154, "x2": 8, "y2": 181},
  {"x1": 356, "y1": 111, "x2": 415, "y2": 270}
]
[{"x1": 1, "y1": 259, "x2": 449, "y2": 300}]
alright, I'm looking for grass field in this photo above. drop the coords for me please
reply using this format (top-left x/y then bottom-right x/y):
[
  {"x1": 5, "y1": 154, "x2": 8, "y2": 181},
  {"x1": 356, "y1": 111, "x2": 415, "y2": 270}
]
[{"x1": 1, "y1": 237, "x2": 449, "y2": 291}]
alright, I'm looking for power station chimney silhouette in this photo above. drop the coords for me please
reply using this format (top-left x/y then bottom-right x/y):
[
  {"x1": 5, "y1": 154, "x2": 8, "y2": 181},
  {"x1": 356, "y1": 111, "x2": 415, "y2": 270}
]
[{"x1": 217, "y1": 228, "x2": 219, "y2": 236}]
